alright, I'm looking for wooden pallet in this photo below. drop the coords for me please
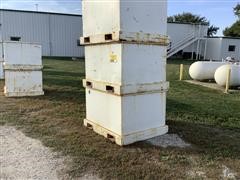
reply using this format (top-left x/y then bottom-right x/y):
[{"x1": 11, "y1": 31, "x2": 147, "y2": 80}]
[
  {"x1": 84, "y1": 119, "x2": 123, "y2": 145},
  {"x1": 84, "y1": 119, "x2": 168, "y2": 146},
  {"x1": 80, "y1": 31, "x2": 169, "y2": 46},
  {"x1": 4, "y1": 90, "x2": 44, "y2": 97},
  {"x1": 82, "y1": 79, "x2": 169, "y2": 96}
]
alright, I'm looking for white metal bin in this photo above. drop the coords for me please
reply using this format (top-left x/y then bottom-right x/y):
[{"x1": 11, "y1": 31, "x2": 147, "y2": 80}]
[
  {"x1": 85, "y1": 43, "x2": 167, "y2": 85},
  {"x1": 82, "y1": 0, "x2": 167, "y2": 36},
  {"x1": 0, "y1": 43, "x2": 4, "y2": 79},
  {"x1": 84, "y1": 87, "x2": 168, "y2": 146},
  {"x1": 4, "y1": 65, "x2": 44, "y2": 97},
  {"x1": 3, "y1": 42, "x2": 44, "y2": 97},
  {"x1": 3, "y1": 42, "x2": 42, "y2": 65},
  {"x1": 0, "y1": 61, "x2": 3, "y2": 80},
  {"x1": 82, "y1": 0, "x2": 169, "y2": 145}
]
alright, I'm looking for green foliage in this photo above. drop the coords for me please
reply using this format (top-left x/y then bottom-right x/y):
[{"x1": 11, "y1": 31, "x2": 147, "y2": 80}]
[
  {"x1": 222, "y1": 3, "x2": 240, "y2": 37},
  {"x1": 234, "y1": 3, "x2": 240, "y2": 18},
  {"x1": 223, "y1": 20, "x2": 240, "y2": 37},
  {"x1": 207, "y1": 25, "x2": 220, "y2": 36},
  {"x1": 168, "y1": 12, "x2": 219, "y2": 36},
  {"x1": 1, "y1": 59, "x2": 240, "y2": 179},
  {"x1": 168, "y1": 12, "x2": 209, "y2": 25}
]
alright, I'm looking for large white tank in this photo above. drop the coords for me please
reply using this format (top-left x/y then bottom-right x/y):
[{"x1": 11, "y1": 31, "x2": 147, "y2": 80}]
[
  {"x1": 189, "y1": 61, "x2": 227, "y2": 81},
  {"x1": 214, "y1": 64, "x2": 240, "y2": 87}
]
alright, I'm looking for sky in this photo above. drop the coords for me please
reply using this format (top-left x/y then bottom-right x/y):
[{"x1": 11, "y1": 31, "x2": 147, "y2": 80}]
[{"x1": 0, "y1": 0, "x2": 239, "y2": 35}]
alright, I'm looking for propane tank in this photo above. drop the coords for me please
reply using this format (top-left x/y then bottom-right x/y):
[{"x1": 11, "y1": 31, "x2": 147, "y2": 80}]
[
  {"x1": 189, "y1": 61, "x2": 227, "y2": 81},
  {"x1": 214, "y1": 64, "x2": 240, "y2": 87}
]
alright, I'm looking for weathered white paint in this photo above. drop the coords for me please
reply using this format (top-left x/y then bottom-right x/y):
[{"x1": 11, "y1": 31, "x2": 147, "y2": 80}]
[
  {"x1": 82, "y1": 0, "x2": 167, "y2": 36},
  {"x1": 82, "y1": 0, "x2": 168, "y2": 145},
  {"x1": 0, "y1": 42, "x2": 4, "y2": 79},
  {"x1": 85, "y1": 88, "x2": 168, "y2": 145},
  {"x1": 85, "y1": 44, "x2": 167, "y2": 85},
  {"x1": 214, "y1": 64, "x2": 240, "y2": 87},
  {"x1": 0, "y1": 61, "x2": 3, "y2": 79},
  {"x1": 189, "y1": 61, "x2": 228, "y2": 81},
  {"x1": 0, "y1": 9, "x2": 84, "y2": 57},
  {"x1": 4, "y1": 70, "x2": 44, "y2": 97},
  {"x1": 83, "y1": 79, "x2": 169, "y2": 96},
  {"x1": 3, "y1": 42, "x2": 44, "y2": 97},
  {"x1": 3, "y1": 42, "x2": 42, "y2": 65},
  {"x1": 80, "y1": 31, "x2": 168, "y2": 45}
]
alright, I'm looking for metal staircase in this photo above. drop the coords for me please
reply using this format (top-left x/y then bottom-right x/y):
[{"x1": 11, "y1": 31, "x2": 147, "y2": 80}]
[{"x1": 167, "y1": 33, "x2": 199, "y2": 58}]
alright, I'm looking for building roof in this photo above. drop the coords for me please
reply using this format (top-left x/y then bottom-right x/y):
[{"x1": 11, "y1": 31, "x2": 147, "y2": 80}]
[
  {"x1": 207, "y1": 36, "x2": 240, "y2": 40},
  {"x1": 167, "y1": 21, "x2": 209, "y2": 26},
  {"x1": 0, "y1": 8, "x2": 82, "y2": 17}
]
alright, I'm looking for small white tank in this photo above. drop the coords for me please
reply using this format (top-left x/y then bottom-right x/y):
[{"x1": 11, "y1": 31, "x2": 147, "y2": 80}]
[
  {"x1": 214, "y1": 64, "x2": 240, "y2": 87},
  {"x1": 189, "y1": 61, "x2": 227, "y2": 81}
]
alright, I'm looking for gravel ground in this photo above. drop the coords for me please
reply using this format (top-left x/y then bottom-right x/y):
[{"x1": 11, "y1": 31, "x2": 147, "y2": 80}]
[{"x1": 0, "y1": 126, "x2": 69, "y2": 180}]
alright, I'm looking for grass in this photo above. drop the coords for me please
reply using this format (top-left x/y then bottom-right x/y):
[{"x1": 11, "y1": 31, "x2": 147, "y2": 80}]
[{"x1": 0, "y1": 58, "x2": 239, "y2": 179}]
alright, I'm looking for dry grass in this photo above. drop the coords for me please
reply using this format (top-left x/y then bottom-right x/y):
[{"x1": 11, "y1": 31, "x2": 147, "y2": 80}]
[{"x1": 0, "y1": 59, "x2": 239, "y2": 179}]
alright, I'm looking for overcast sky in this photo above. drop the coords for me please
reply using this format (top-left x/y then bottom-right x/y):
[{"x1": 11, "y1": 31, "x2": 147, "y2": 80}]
[{"x1": 0, "y1": 0, "x2": 239, "y2": 35}]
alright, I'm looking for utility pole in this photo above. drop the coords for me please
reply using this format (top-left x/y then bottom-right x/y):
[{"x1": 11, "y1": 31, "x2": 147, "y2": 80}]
[{"x1": 35, "y1": 4, "x2": 39, "y2": 11}]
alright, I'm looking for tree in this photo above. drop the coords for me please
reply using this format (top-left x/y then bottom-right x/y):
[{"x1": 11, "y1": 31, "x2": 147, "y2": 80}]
[
  {"x1": 207, "y1": 25, "x2": 219, "y2": 36},
  {"x1": 223, "y1": 4, "x2": 240, "y2": 37},
  {"x1": 168, "y1": 12, "x2": 219, "y2": 36},
  {"x1": 234, "y1": 3, "x2": 240, "y2": 19},
  {"x1": 223, "y1": 20, "x2": 240, "y2": 37},
  {"x1": 168, "y1": 12, "x2": 209, "y2": 25}
]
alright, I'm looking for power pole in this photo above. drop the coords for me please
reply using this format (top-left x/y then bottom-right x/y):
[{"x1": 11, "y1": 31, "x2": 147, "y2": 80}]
[{"x1": 35, "y1": 4, "x2": 39, "y2": 11}]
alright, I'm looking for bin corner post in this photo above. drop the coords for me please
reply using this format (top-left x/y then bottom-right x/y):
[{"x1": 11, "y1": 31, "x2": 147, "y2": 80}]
[
  {"x1": 179, "y1": 64, "x2": 184, "y2": 81},
  {"x1": 224, "y1": 66, "x2": 231, "y2": 94}
]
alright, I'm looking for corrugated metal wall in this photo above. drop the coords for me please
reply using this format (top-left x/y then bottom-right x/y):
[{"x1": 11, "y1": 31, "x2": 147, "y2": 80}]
[
  {"x1": 204, "y1": 38, "x2": 222, "y2": 60},
  {"x1": 0, "y1": 10, "x2": 84, "y2": 57},
  {"x1": 203, "y1": 38, "x2": 240, "y2": 61},
  {"x1": 2, "y1": 10, "x2": 233, "y2": 60},
  {"x1": 221, "y1": 38, "x2": 240, "y2": 60}
]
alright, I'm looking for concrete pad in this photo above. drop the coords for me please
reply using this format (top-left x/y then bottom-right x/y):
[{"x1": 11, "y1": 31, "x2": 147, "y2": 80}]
[
  {"x1": 185, "y1": 80, "x2": 240, "y2": 93},
  {"x1": 147, "y1": 134, "x2": 191, "y2": 148}
]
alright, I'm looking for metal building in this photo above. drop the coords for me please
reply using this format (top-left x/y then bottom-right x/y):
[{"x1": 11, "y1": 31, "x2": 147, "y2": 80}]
[
  {"x1": 0, "y1": 9, "x2": 84, "y2": 57},
  {"x1": 167, "y1": 23, "x2": 240, "y2": 61},
  {"x1": 1, "y1": 9, "x2": 239, "y2": 60},
  {"x1": 204, "y1": 37, "x2": 240, "y2": 61},
  {"x1": 0, "y1": 8, "x2": 207, "y2": 59},
  {"x1": 167, "y1": 22, "x2": 209, "y2": 59}
]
